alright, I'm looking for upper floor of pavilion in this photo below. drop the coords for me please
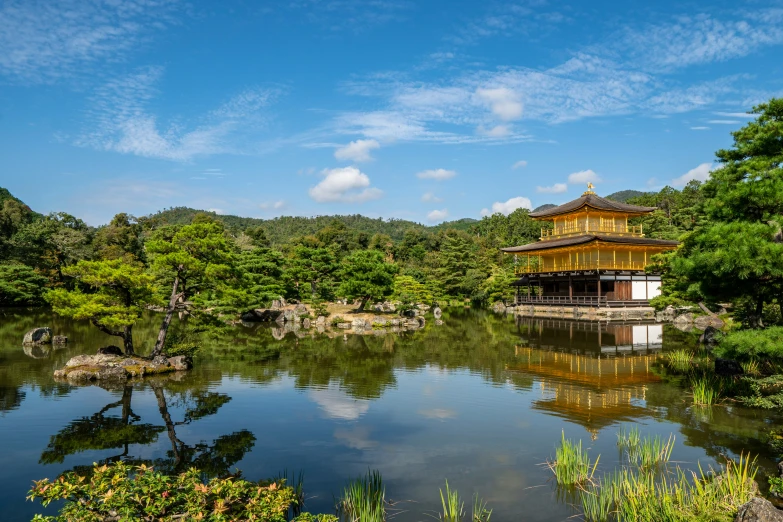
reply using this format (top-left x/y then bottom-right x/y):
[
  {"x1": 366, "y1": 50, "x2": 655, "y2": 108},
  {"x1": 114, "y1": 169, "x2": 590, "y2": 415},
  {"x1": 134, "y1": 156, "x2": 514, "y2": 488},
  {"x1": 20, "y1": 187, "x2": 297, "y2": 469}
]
[{"x1": 530, "y1": 184, "x2": 657, "y2": 241}]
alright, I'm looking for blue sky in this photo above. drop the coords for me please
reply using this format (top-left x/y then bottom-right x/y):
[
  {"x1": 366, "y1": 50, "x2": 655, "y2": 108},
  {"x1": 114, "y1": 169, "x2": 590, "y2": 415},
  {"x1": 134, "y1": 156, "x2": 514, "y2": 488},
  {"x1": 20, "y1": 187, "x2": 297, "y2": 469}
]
[{"x1": 1, "y1": 0, "x2": 781, "y2": 225}]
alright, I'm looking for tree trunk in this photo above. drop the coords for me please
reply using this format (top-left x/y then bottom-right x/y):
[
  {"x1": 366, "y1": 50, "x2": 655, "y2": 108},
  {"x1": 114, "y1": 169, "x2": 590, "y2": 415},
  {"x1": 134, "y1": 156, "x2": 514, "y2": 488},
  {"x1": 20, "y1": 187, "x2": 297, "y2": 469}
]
[
  {"x1": 122, "y1": 325, "x2": 134, "y2": 356},
  {"x1": 151, "y1": 273, "x2": 181, "y2": 358},
  {"x1": 749, "y1": 294, "x2": 765, "y2": 329},
  {"x1": 357, "y1": 296, "x2": 369, "y2": 312}
]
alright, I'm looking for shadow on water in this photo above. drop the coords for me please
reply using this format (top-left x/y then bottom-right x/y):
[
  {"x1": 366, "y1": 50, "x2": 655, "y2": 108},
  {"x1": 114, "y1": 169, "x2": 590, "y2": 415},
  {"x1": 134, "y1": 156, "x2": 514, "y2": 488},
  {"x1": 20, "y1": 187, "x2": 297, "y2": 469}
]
[{"x1": 1, "y1": 306, "x2": 781, "y2": 521}]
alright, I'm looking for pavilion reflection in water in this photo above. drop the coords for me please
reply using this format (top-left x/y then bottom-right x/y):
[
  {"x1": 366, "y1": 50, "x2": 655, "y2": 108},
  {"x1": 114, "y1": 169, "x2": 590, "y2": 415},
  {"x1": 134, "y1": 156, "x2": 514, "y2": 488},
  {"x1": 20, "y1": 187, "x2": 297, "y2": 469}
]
[{"x1": 509, "y1": 318, "x2": 665, "y2": 437}]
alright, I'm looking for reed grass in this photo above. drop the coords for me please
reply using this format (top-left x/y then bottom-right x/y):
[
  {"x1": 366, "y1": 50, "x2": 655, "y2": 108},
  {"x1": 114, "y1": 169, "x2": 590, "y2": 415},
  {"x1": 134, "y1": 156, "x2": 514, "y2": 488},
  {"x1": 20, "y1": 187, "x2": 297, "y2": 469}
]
[
  {"x1": 637, "y1": 434, "x2": 675, "y2": 469},
  {"x1": 616, "y1": 426, "x2": 640, "y2": 450},
  {"x1": 692, "y1": 377, "x2": 720, "y2": 405},
  {"x1": 438, "y1": 480, "x2": 464, "y2": 522},
  {"x1": 741, "y1": 359, "x2": 761, "y2": 376},
  {"x1": 579, "y1": 477, "x2": 616, "y2": 522},
  {"x1": 276, "y1": 469, "x2": 305, "y2": 516},
  {"x1": 471, "y1": 494, "x2": 492, "y2": 522},
  {"x1": 666, "y1": 349, "x2": 695, "y2": 373},
  {"x1": 548, "y1": 431, "x2": 599, "y2": 486},
  {"x1": 338, "y1": 470, "x2": 386, "y2": 522}
]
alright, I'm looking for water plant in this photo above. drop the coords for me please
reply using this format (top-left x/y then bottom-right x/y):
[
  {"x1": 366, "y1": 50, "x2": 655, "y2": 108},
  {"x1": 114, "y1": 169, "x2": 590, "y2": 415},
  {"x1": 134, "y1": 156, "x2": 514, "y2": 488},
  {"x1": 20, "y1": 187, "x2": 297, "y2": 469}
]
[
  {"x1": 548, "y1": 431, "x2": 599, "y2": 485},
  {"x1": 740, "y1": 359, "x2": 761, "y2": 376},
  {"x1": 617, "y1": 426, "x2": 641, "y2": 450},
  {"x1": 691, "y1": 377, "x2": 720, "y2": 405},
  {"x1": 471, "y1": 493, "x2": 492, "y2": 522},
  {"x1": 338, "y1": 470, "x2": 386, "y2": 522},
  {"x1": 578, "y1": 477, "x2": 616, "y2": 522},
  {"x1": 637, "y1": 434, "x2": 675, "y2": 469},
  {"x1": 438, "y1": 480, "x2": 464, "y2": 522},
  {"x1": 665, "y1": 349, "x2": 695, "y2": 373}
]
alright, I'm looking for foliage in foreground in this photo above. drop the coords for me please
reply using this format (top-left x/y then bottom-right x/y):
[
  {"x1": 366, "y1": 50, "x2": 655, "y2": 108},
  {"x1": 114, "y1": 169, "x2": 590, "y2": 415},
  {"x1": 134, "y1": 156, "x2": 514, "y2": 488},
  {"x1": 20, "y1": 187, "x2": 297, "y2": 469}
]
[
  {"x1": 27, "y1": 461, "x2": 336, "y2": 522},
  {"x1": 338, "y1": 469, "x2": 386, "y2": 522},
  {"x1": 554, "y1": 429, "x2": 759, "y2": 522},
  {"x1": 713, "y1": 327, "x2": 783, "y2": 364}
]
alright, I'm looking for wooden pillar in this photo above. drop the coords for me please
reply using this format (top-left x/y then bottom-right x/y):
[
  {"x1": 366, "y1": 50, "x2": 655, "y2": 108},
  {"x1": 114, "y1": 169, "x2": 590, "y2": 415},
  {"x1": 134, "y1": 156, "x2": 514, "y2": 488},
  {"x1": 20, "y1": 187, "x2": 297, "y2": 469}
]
[{"x1": 569, "y1": 274, "x2": 573, "y2": 299}]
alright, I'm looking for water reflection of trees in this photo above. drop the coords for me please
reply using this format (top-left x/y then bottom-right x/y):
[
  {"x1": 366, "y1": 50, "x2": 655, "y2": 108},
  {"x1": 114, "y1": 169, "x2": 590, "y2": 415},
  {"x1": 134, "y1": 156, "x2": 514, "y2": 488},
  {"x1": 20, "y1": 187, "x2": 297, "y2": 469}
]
[{"x1": 39, "y1": 378, "x2": 255, "y2": 478}]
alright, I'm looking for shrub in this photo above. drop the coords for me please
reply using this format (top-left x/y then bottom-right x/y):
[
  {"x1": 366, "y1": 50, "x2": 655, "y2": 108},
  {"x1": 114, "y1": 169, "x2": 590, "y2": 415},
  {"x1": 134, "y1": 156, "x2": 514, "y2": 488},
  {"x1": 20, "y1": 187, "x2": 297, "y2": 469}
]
[
  {"x1": 714, "y1": 327, "x2": 783, "y2": 363},
  {"x1": 27, "y1": 462, "x2": 336, "y2": 522}
]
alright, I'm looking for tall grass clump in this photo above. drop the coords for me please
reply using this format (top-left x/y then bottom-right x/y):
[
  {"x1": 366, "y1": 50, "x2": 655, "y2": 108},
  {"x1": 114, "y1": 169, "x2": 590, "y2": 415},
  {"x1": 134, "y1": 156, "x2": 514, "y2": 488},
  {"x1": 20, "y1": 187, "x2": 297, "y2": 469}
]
[
  {"x1": 338, "y1": 470, "x2": 386, "y2": 522},
  {"x1": 637, "y1": 434, "x2": 675, "y2": 469},
  {"x1": 548, "y1": 431, "x2": 599, "y2": 486},
  {"x1": 741, "y1": 359, "x2": 761, "y2": 376},
  {"x1": 276, "y1": 469, "x2": 305, "y2": 517},
  {"x1": 471, "y1": 494, "x2": 492, "y2": 522},
  {"x1": 438, "y1": 480, "x2": 464, "y2": 522},
  {"x1": 692, "y1": 377, "x2": 720, "y2": 405},
  {"x1": 666, "y1": 349, "x2": 695, "y2": 373},
  {"x1": 579, "y1": 474, "x2": 619, "y2": 522},
  {"x1": 616, "y1": 426, "x2": 640, "y2": 450}
]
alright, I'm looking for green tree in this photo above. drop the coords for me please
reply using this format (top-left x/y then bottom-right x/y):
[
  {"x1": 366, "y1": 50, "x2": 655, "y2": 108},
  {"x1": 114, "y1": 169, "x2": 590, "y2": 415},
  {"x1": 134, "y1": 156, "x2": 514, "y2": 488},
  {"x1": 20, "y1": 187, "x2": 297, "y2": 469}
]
[
  {"x1": 45, "y1": 258, "x2": 157, "y2": 355},
  {"x1": 437, "y1": 231, "x2": 481, "y2": 298},
  {"x1": 392, "y1": 275, "x2": 432, "y2": 307},
  {"x1": 146, "y1": 221, "x2": 238, "y2": 357},
  {"x1": 92, "y1": 213, "x2": 144, "y2": 261},
  {"x1": 286, "y1": 245, "x2": 338, "y2": 300},
  {"x1": 235, "y1": 247, "x2": 287, "y2": 308},
  {"x1": 338, "y1": 250, "x2": 398, "y2": 311},
  {"x1": 666, "y1": 99, "x2": 783, "y2": 327},
  {"x1": 0, "y1": 263, "x2": 49, "y2": 305}
]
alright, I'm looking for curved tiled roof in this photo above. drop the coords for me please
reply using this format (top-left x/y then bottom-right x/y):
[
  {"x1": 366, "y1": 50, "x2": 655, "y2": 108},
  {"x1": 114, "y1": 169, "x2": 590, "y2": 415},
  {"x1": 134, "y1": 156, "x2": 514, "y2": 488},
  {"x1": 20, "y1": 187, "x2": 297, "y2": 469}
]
[
  {"x1": 529, "y1": 194, "x2": 657, "y2": 218},
  {"x1": 500, "y1": 234, "x2": 679, "y2": 253}
]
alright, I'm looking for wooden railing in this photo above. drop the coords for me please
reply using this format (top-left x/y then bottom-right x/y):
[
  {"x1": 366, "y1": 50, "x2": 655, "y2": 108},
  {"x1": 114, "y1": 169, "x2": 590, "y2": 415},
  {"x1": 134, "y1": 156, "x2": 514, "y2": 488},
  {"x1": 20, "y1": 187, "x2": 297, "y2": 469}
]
[
  {"x1": 514, "y1": 295, "x2": 607, "y2": 306},
  {"x1": 514, "y1": 260, "x2": 647, "y2": 275},
  {"x1": 541, "y1": 224, "x2": 643, "y2": 240}
]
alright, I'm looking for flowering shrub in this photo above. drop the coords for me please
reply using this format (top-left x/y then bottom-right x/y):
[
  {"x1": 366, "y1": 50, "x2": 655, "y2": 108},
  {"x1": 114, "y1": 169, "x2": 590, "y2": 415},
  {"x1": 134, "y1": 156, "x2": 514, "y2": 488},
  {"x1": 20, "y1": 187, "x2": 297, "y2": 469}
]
[{"x1": 27, "y1": 462, "x2": 336, "y2": 522}]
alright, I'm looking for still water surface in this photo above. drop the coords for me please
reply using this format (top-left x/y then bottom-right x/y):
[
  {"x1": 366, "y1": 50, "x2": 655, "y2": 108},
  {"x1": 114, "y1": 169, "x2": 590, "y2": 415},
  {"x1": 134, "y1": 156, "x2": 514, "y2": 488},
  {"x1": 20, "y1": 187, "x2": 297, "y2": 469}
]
[{"x1": 0, "y1": 308, "x2": 779, "y2": 521}]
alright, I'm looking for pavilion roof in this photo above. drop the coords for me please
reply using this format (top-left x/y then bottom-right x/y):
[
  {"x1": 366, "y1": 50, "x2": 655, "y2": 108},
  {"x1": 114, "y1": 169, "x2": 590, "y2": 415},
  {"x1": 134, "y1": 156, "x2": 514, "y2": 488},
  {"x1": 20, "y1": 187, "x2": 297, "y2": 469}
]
[
  {"x1": 529, "y1": 193, "x2": 657, "y2": 219},
  {"x1": 500, "y1": 234, "x2": 679, "y2": 253}
]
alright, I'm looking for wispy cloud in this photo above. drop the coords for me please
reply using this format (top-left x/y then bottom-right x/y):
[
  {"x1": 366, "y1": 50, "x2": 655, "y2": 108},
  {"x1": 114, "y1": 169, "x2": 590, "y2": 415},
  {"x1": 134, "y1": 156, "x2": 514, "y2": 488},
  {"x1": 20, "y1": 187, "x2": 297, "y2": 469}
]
[
  {"x1": 536, "y1": 183, "x2": 568, "y2": 194},
  {"x1": 334, "y1": 139, "x2": 380, "y2": 162},
  {"x1": 0, "y1": 0, "x2": 179, "y2": 84},
  {"x1": 512, "y1": 160, "x2": 528, "y2": 169},
  {"x1": 426, "y1": 209, "x2": 448, "y2": 222},
  {"x1": 417, "y1": 168, "x2": 456, "y2": 180},
  {"x1": 76, "y1": 68, "x2": 280, "y2": 161},
  {"x1": 286, "y1": 0, "x2": 411, "y2": 31},
  {"x1": 567, "y1": 170, "x2": 601, "y2": 184},
  {"x1": 672, "y1": 162, "x2": 714, "y2": 187},
  {"x1": 421, "y1": 192, "x2": 442, "y2": 203}
]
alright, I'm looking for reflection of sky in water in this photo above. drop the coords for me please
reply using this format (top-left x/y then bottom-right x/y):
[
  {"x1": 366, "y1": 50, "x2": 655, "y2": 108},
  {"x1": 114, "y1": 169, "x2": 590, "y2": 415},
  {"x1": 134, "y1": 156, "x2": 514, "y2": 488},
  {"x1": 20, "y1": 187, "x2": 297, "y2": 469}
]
[
  {"x1": 2, "y1": 311, "x2": 782, "y2": 522},
  {"x1": 309, "y1": 384, "x2": 370, "y2": 420}
]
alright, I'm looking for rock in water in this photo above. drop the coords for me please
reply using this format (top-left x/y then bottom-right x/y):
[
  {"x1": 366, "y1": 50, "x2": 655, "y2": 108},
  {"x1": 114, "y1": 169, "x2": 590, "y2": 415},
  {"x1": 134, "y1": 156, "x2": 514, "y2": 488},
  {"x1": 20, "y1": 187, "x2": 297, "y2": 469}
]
[
  {"x1": 735, "y1": 497, "x2": 783, "y2": 522},
  {"x1": 433, "y1": 307, "x2": 442, "y2": 319},
  {"x1": 492, "y1": 301, "x2": 507, "y2": 314},
  {"x1": 168, "y1": 356, "x2": 192, "y2": 371},
  {"x1": 23, "y1": 327, "x2": 52, "y2": 345},
  {"x1": 302, "y1": 318, "x2": 311, "y2": 329},
  {"x1": 52, "y1": 335, "x2": 68, "y2": 344},
  {"x1": 715, "y1": 357, "x2": 743, "y2": 377},
  {"x1": 98, "y1": 345, "x2": 123, "y2": 356}
]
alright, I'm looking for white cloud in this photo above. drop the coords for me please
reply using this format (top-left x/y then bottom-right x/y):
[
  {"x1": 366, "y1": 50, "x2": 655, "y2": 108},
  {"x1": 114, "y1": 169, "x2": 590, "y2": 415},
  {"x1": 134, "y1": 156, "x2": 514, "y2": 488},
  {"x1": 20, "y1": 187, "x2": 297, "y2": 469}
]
[
  {"x1": 475, "y1": 87, "x2": 523, "y2": 121},
  {"x1": 0, "y1": 0, "x2": 179, "y2": 83},
  {"x1": 512, "y1": 160, "x2": 528, "y2": 169},
  {"x1": 537, "y1": 183, "x2": 568, "y2": 194},
  {"x1": 480, "y1": 196, "x2": 532, "y2": 216},
  {"x1": 714, "y1": 111, "x2": 753, "y2": 118},
  {"x1": 421, "y1": 192, "x2": 442, "y2": 203},
  {"x1": 309, "y1": 166, "x2": 383, "y2": 203},
  {"x1": 334, "y1": 139, "x2": 381, "y2": 162},
  {"x1": 309, "y1": 385, "x2": 370, "y2": 420},
  {"x1": 567, "y1": 170, "x2": 602, "y2": 184},
  {"x1": 208, "y1": 208, "x2": 225, "y2": 215},
  {"x1": 707, "y1": 119, "x2": 741, "y2": 124},
  {"x1": 672, "y1": 162, "x2": 714, "y2": 187},
  {"x1": 427, "y1": 209, "x2": 449, "y2": 222},
  {"x1": 417, "y1": 168, "x2": 457, "y2": 180},
  {"x1": 260, "y1": 200, "x2": 286, "y2": 210},
  {"x1": 478, "y1": 124, "x2": 512, "y2": 137},
  {"x1": 76, "y1": 68, "x2": 278, "y2": 161},
  {"x1": 691, "y1": 126, "x2": 710, "y2": 130}
]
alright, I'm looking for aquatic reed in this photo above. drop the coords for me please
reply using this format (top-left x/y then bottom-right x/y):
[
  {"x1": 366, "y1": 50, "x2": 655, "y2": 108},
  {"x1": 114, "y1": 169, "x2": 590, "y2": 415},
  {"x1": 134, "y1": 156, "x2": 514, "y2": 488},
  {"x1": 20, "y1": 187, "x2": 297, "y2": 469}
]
[
  {"x1": 691, "y1": 377, "x2": 720, "y2": 405},
  {"x1": 617, "y1": 426, "x2": 641, "y2": 450},
  {"x1": 665, "y1": 349, "x2": 695, "y2": 373},
  {"x1": 471, "y1": 494, "x2": 492, "y2": 522},
  {"x1": 741, "y1": 359, "x2": 761, "y2": 376},
  {"x1": 338, "y1": 470, "x2": 386, "y2": 522},
  {"x1": 578, "y1": 476, "x2": 617, "y2": 522},
  {"x1": 438, "y1": 480, "x2": 464, "y2": 522},
  {"x1": 637, "y1": 434, "x2": 675, "y2": 469},
  {"x1": 548, "y1": 431, "x2": 599, "y2": 486},
  {"x1": 276, "y1": 469, "x2": 305, "y2": 516}
]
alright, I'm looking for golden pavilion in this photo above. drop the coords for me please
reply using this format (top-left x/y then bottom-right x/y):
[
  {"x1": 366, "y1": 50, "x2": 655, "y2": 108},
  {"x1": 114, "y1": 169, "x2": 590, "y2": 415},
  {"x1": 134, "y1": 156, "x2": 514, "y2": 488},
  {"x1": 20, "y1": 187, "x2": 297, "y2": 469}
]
[{"x1": 501, "y1": 184, "x2": 679, "y2": 307}]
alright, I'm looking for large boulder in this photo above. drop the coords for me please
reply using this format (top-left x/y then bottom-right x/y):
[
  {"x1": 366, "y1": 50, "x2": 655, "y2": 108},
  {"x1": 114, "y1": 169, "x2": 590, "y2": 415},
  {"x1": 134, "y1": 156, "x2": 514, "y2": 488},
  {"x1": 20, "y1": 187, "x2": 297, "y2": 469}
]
[
  {"x1": 695, "y1": 315, "x2": 725, "y2": 329},
  {"x1": 294, "y1": 303, "x2": 308, "y2": 314},
  {"x1": 23, "y1": 327, "x2": 52, "y2": 345},
  {"x1": 673, "y1": 312, "x2": 694, "y2": 326},
  {"x1": 699, "y1": 326, "x2": 722, "y2": 347},
  {"x1": 492, "y1": 301, "x2": 507, "y2": 314},
  {"x1": 168, "y1": 356, "x2": 192, "y2": 371},
  {"x1": 316, "y1": 315, "x2": 326, "y2": 326},
  {"x1": 735, "y1": 498, "x2": 783, "y2": 522},
  {"x1": 715, "y1": 357, "x2": 744, "y2": 377},
  {"x1": 52, "y1": 335, "x2": 68, "y2": 344}
]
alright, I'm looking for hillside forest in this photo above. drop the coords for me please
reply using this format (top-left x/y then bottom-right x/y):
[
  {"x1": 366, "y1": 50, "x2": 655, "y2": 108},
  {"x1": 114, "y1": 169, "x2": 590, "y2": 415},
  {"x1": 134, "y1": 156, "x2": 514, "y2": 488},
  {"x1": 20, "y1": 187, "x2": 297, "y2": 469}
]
[{"x1": 0, "y1": 99, "x2": 781, "y2": 335}]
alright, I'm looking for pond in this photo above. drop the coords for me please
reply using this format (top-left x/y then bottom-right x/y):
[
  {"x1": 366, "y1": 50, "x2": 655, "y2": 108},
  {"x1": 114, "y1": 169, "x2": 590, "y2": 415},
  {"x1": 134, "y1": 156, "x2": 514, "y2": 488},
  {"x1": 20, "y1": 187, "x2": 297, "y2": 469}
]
[{"x1": 0, "y1": 308, "x2": 780, "y2": 521}]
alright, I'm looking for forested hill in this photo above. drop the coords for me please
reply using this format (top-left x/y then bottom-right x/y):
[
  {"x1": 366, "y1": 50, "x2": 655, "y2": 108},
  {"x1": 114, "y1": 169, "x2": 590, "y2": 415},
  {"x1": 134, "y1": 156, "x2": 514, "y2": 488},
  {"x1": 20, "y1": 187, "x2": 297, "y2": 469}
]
[
  {"x1": 142, "y1": 206, "x2": 478, "y2": 244},
  {"x1": 605, "y1": 190, "x2": 650, "y2": 202}
]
